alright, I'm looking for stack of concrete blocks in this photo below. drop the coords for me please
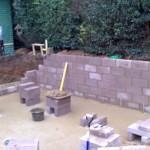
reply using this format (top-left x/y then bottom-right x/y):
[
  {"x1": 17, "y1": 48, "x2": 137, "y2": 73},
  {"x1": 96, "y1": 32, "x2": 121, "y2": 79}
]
[
  {"x1": 0, "y1": 85, "x2": 18, "y2": 96},
  {"x1": 46, "y1": 94, "x2": 71, "y2": 117},
  {"x1": 80, "y1": 113, "x2": 107, "y2": 127},
  {"x1": 127, "y1": 118, "x2": 150, "y2": 145},
  {"x1": 80, "y1": 124, "x2": 121, "y2": 150},
  {"x1": 97, "y1": 145, "x2": 150, "y2": 150},
  {"x1": 6, "y1": 139, "x2": 39, "y2": 150},
  {"x1": 20, "y1": 70, "x2": 37, "y2": 84},
  {"x1": 80, "y1": 114, "x2": 120, "y2": 150},
  {"x1": 18, "y1": 82, "x2": 40, "y2": 106}
]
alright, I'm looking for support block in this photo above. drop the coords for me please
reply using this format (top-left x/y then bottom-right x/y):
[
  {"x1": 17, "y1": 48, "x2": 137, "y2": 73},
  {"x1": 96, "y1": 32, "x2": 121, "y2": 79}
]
[
  {"x1": 139, "y1": 118, "x2": 150, "y2": 133},
  {"x1": 141, "y1": 136, "x2": 150, "y2": 145},
  {"x1": 46, "y1": 93, "x2": 71, "y2": 117},
  {"x1": 25, "y1": 98, "x2": 40, "y2": 106},
  {"x1": 19, "y1": 82, "x2": 36, "y2": 101}
]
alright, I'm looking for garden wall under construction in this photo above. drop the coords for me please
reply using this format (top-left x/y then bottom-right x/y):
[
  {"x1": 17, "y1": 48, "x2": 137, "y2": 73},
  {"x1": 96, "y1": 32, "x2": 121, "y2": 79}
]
[{"x1": 24, "y1": 54, "x2": 150, "y2": 112}]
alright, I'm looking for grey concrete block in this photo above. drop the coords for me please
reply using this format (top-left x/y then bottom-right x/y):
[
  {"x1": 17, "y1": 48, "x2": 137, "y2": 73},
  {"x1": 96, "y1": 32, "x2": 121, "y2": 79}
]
[
  {"x1": 141, "y1": 136, "x2": 150, "y2": 145},
  {"x1": 90, "y1": 124, "x2": 114, "y2": 138},
  {"x1": 46, "y1": 97, "x2": 71, "y2": 108},
  {"x1": 55, "y1": 106, "x2": 71, "y2": 117},
  {"x1": 24, "y1": 86, "x2": 40, "y2": 99},
  {"x1": 7, "y1": 86, "x2": 17, "y2": 93},
  {"x1": 139, "y1": 118, "x2": 150, "y2": 133},
  {"x1": 19, "y1": 82, "x2": 36, "y2": 102},
  {"x1": 80, "y1": 116, "x2": 87, "y2": 127},
  {"x1": 91, "y1": 116, "x2": 107, "y2": 126},
  {"x1": 26, "y1": 98, "x2": 40, "y2": 106},
  {"x1": 126, "y1": 131, "x2": 138, "y2": 141},
  {"x1": 20, "y1": 77, "x2": 30, "y2": 83},
  {"x1": 80, "y1": 113, "x2": 97, "y2": 127}
]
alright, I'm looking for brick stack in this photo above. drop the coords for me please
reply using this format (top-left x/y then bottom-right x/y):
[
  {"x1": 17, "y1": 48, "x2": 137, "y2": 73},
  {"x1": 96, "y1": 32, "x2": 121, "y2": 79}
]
[
  {"x1": 6, "y1": 139, "x2": 39, "y2": 150},
  {"x1": 46, "y1": 94, "x2": 71, "y2": 117},
  {"x1": 127, "y1": 118, "x2": 150, "y2": 145},
  {"x1": 18, "y1": 82, "x2": 40, "y2": 106},
  {"x1": 80, "y1": 124, "x2": 120, "y2": 150}
]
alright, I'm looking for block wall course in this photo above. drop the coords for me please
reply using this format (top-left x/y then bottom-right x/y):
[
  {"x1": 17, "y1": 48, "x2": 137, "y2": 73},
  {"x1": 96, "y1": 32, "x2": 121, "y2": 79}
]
[
  {"x1": 102, "y1": 58, "x2": 116, "y2": 67},
  {"x1": 110, "y1": 68, "x2": 125, "y2": 76},
  {"x1": 125, "y1": 69, "x2": 142, "y2": 78},
  {"x1": 76, "y1": 64, "x2": 84, "y2": 71},
  {"x1": 98, "y1": 81, "x2": 110, "y2": 90},
  {"x1": 102, "y1": 89, "x2": 116, "y2": 99},
  {"x1": 89, "y1": 57, "x2": 102, "y2": 65},
  {"x1": 116, "y1": 59, "x2": 131, "y2": 69},
  {"x1": 110, "y1": 83, "x2": 126, "y2": 92},
  {"x1": 126, "y1": 86, "x2": 142, "y2": 95},
  {"x1": 89, "y1": 73, "x2": 102, "y2": 80},
  {"x1": 21, "y1": 54, "x2": 150, "y2": 111},
  {"x1": 65, "y1": 55, "x2": 77, "y2": 63},
  {"x1": 116, "y1": 76, "x2": 131, "y2": 85},
  {"x1": 132, "y1": 95, "x2": 149, "y2": 105},
  {"x1": 142, "y1": 71, "x2": 150, "y2": 80},
  {"x1": 85, "y1": 65, "x2": 96, "y2": 72},
  {"x1": 117, "y1": 92, "x2": 131, "y2": 101},
  {"x1": 102, "y1": 74, "x2": 116, "y2": 84},
  {"x1": 48, "y1": 67, "x2": 57, "y2": 73},
  {"x1": 85, "y1": 79, "x2": 97, "y2": 87},
  {"x1": 132, "y1": 78, "x2": 148, "y2": 88},
  {"x1": 131, "y1": 61, "x2": 149, "y2": 70},
  {"x1": 97, "y1": 66, "x2": 110, "y2": 74},
  {"x1": 77, "y1": 56, "x2": 89, "y2": 64}
]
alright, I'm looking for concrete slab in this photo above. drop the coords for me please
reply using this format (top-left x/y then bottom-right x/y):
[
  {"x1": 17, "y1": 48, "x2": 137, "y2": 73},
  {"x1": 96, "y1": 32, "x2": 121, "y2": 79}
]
[{"x1": 0, "y1": 89, "x2": 149, "y2": 150}]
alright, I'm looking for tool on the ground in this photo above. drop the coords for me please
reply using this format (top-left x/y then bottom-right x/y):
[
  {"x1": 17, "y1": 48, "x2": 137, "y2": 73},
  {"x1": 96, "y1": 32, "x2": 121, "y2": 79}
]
[
  {"x1": 60, "y1": 62, "x2": 68, "y2": 91},
  {"x1": 86, "y1": 114, "x2": 94, "y2": 150}
]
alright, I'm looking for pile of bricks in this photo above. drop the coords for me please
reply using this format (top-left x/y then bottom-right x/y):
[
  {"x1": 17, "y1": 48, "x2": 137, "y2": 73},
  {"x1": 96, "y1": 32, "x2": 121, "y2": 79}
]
[
  {"x1": 6, "y1": 139, "x2": 39, "y2": 150},
  {"x1": 97, "y1": 145, "x2": 150, "y2": 150},
  {"x1": 18, "y1": 82, "x2": 40, "y2": 106},
  {"x1": 80, "y1": 124, "x2": 120, "y2": 150},
  {"x1": 80, "y1": 114, "x2": 120, "y2": 150},
  {"x1": 127, "y1": 118, "x2": 150, "y2": 145},
  {"x1": 46, "y1": 93, "x2": 71, "y2": 117}
]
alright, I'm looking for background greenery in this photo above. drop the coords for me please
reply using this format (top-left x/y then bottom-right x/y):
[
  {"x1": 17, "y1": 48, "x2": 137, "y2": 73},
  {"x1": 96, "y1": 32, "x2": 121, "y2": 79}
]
[{"x1": 12, "y1": 0, "x2": 150, "y2": 57}]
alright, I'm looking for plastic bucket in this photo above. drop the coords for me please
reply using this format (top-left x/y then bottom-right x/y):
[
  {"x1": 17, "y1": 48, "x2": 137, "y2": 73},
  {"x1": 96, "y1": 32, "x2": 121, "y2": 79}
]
[{"x1": 31, "y1": 108, "x2": 44, "y2": 122}]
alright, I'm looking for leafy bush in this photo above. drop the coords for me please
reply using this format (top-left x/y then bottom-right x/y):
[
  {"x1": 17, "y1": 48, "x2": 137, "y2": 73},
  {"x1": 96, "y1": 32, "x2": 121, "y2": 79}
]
[{"x1": 12, "y1": 0, "x2": 150, "y2": 56}]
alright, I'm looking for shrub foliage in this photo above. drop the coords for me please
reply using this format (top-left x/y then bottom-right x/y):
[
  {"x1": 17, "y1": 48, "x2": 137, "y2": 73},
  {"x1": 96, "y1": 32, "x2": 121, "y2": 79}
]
[{"x1": 12, "y1": 0, "x2": 150, "y2": 55}]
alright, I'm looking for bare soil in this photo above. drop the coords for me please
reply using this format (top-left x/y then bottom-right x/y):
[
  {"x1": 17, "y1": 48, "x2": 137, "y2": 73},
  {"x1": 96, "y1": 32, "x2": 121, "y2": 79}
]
[{"x1": 0, "y1": 48, "x2": 43, "y2": 84}]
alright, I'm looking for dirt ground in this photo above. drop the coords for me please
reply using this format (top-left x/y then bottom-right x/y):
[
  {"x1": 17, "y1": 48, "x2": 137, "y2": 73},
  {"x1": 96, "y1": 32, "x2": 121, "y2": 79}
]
[
  {"x1": 0, "y1": 49, "x2": 43, "y2": 84},
  {"x1": 0, "y1": 89, "x2": 150, "y2": 150}
]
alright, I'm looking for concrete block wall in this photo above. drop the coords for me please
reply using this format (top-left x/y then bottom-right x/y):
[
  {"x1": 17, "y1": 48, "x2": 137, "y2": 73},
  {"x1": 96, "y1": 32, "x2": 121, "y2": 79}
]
[{"x1": 26, "y1": 54, "x2": 150, "y2": 111}]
